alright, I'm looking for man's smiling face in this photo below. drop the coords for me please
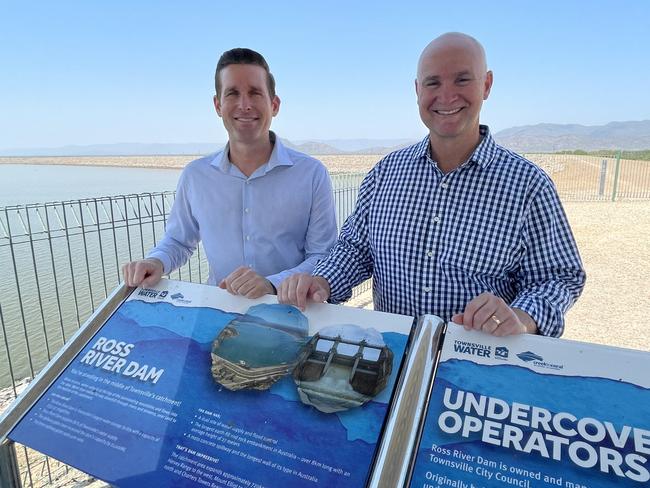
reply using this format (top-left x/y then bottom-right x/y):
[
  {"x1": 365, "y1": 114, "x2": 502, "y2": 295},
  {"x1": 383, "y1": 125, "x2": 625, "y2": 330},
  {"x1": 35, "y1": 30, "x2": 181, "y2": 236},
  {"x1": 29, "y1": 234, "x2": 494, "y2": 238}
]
[
  {"x1": 415, "y1": 36, "x2": 492, "y2": 147},
  {"x1": 214, "y1": 64, "x2": 280, "y2": 146}
]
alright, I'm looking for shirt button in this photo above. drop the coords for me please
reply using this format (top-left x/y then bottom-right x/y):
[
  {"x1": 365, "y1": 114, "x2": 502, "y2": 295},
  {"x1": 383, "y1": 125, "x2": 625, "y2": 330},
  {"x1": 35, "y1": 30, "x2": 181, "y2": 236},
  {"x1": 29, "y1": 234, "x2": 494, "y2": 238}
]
[
  {"x1": 246, "y1": 235, "x2": 250, "y2": 241},
  {"x1": 433, "y1": 216, "x2": 441, "y2": 223},
  {"x1": 244, "y1": 208, "x2": 249, "y2": 213},
  {"x1": 424, "y1": 286, "x2": 432, "y2": 293},
  {"x1": 441, "y1": 182, "x2": 448, "y2": 189},
  {"x1": 426, "y1": 251, "x2": 433, "y2": 257}
]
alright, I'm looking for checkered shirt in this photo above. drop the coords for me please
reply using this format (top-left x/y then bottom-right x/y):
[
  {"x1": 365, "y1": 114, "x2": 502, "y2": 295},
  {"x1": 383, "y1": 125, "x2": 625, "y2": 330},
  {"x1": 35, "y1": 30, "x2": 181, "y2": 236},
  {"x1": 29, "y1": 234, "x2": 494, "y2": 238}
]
[{"x1": 314, "y1": 126, "x2": 586, "y2": 337}]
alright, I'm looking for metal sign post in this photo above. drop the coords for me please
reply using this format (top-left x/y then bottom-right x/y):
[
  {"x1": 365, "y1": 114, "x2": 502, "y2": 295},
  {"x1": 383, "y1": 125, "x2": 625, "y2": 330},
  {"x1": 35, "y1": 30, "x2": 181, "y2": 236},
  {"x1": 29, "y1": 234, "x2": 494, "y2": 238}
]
[{"x1": 0, "y1": 440, "x2": 21, "y2": 488}]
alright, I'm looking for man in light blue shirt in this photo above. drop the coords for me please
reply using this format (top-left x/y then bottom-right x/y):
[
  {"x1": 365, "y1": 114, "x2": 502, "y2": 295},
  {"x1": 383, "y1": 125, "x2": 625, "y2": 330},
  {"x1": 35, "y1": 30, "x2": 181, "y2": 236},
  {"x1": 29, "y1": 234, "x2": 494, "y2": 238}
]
[{"x1": 122, "y1": 48, "x2": 337, "y2": 298}]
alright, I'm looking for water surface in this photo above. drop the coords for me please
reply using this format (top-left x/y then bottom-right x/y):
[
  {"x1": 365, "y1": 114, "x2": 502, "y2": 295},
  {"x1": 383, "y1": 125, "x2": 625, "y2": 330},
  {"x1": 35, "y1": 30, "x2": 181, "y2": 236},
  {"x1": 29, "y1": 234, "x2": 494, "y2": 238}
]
[{"x1": 0, "y1": 164, "x2": 182, "y2": 206}]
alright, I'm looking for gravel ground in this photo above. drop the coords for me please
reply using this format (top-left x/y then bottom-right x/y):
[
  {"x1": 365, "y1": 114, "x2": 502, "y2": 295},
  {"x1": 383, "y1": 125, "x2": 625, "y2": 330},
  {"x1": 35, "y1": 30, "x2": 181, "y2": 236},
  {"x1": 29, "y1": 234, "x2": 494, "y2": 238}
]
[{"x1": 561, "y1": 200, "x2": 650, "y2": 350}]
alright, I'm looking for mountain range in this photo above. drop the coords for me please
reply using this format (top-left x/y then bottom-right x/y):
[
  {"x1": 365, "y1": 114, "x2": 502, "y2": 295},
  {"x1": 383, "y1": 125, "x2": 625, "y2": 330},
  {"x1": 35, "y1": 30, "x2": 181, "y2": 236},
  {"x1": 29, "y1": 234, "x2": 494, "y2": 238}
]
[
  {"x1": 1, "y1": 121, "x2": 648, "y2": 156},
  {"x1": 493, "y1": 120, "x2": 650, "y2": 152}
]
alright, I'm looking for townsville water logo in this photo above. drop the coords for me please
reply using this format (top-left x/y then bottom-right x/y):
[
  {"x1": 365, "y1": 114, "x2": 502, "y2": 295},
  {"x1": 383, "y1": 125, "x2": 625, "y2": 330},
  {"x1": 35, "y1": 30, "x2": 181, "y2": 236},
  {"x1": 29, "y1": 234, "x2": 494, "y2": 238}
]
[{"x1": 453, "y1": 340, "x2": 491, "y2": 358}]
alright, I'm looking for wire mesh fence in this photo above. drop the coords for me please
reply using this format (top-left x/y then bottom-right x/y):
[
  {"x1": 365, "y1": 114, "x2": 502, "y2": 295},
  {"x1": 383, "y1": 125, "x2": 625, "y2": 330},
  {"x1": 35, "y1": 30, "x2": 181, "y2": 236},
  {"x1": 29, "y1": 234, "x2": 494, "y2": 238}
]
[
  {"x1": 525, "y1": 153, "x2": 650, "y2": 201},
  {"x1": 0, "y1": 173, "x2": 369, "y2": 487}
]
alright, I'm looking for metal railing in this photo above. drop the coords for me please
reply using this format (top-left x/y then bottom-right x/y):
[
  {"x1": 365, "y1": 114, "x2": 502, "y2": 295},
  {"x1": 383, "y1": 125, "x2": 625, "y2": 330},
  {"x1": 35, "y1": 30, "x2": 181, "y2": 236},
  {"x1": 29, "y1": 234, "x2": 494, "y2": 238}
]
[
  {"x1": 524, "y1": 153, "x2": 650, "y2": 201},
  {"x1": 0, "y1": 172, "x2": 368, "y2": 487}
]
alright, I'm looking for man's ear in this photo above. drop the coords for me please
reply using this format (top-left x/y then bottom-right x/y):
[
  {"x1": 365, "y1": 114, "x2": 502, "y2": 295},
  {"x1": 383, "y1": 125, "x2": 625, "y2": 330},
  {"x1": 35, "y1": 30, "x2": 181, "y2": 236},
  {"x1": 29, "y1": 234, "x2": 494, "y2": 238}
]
[
  {"x1": 213, "y1": 95, "x2": 222, "y2": 117},
  {"x1": 271, "y1": 95, "x2": 281, "y2": 117},
  {"x1": 483, "y1": 71, "x2": 493, "y2": 100}
]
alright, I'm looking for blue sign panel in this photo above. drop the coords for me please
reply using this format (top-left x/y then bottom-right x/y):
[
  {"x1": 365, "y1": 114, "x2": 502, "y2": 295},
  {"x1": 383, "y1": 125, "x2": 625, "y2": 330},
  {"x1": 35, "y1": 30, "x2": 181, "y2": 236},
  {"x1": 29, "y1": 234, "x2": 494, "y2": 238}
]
[
  {"x1": 10, "y1": 280, "x2": 413, "y2": 487},
  {"x1": 409, "y1": 324, "x2": 650, "y2": 488}
]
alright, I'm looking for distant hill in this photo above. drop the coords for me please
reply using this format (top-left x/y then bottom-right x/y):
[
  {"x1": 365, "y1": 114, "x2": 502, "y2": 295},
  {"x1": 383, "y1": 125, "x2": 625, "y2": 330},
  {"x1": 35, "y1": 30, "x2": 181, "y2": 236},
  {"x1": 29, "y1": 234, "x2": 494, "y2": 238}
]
[
  {"x1": 282, "y1": 138, "x2": 415, "y2": 155},
  {"x1": 280, "y1": 139, "x2": 343, "y2": 155},
  {"x1": 493, "y1": 120, "x2": 650, "y2": 152},
  {"x1": 3, "y1": 121, "x2": 649, "y2": 156},
  {"x1": 293, "y1": 138, "x2": 415, "y2": 153}
]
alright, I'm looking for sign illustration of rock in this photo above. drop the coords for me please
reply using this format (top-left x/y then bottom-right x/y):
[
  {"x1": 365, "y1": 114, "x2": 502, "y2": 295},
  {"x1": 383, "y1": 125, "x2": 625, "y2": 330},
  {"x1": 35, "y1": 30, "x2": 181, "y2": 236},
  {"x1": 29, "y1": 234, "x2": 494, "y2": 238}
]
[{"x1": 211, "y1": 304, "x2": 309, "y2": 390}]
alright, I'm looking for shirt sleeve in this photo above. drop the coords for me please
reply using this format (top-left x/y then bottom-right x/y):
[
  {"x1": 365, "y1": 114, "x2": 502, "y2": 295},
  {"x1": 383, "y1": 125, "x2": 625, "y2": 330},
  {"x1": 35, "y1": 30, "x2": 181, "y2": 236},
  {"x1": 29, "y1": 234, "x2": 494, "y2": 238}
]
[
  {"x1": 510, "y1": 180, "x2": 586, "y2": 337},
  {"x1": 313, "y1": 167, "x2": 378, "y2": 303},
  {"x1": 147, "y1": 169, "x2": 199, "y2": 274},
  {"x1": 265, "y1": 164, "x2": 338, "y2": 288}
]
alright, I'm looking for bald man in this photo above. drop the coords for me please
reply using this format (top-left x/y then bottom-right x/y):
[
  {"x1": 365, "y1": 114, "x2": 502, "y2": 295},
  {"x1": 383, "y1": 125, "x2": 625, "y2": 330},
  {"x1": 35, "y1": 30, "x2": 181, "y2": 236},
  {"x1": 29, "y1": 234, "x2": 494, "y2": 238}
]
[{"x1": 278, "y1": 33, "x2": 585, "y2": 337}]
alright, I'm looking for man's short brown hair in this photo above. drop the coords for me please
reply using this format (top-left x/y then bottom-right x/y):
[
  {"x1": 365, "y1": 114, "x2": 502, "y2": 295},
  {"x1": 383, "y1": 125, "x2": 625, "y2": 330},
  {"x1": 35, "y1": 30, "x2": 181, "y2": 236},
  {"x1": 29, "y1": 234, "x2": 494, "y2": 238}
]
[{"x1": 214, "y1": 48, "x2": 276, "y2": 99}]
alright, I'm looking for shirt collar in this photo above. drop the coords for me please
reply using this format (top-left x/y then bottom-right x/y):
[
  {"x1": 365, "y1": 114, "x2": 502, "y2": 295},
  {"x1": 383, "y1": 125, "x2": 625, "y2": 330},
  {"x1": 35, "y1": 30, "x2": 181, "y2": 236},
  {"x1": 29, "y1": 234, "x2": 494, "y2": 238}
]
[
  {"x1": 471, "y1": 125, "x2": 498, "y2": 169},
  {"x1": 416, "y1": 125, "x2": 498, "y2": 170},
  {"x1": 212, "y1": 131, "x2": 295, "y2": 176}
]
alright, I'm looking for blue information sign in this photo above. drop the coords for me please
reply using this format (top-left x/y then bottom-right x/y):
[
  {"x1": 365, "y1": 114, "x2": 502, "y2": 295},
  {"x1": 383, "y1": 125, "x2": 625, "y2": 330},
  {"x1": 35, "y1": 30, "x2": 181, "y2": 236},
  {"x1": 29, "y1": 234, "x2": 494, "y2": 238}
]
[
  {"x1": 409, "y1": 324, "x2": 650, "y2": 488},
  {"x1": 9, "y1": 279, "x2": 414, "y2": 487}
]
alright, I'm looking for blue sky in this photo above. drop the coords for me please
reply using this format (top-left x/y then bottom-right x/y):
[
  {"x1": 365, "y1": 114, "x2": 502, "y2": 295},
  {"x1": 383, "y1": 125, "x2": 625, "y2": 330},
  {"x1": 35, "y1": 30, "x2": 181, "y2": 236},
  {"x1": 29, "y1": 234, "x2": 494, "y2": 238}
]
[{"x1": 1, "y1": 0, "x2": 649, "y2": 149}]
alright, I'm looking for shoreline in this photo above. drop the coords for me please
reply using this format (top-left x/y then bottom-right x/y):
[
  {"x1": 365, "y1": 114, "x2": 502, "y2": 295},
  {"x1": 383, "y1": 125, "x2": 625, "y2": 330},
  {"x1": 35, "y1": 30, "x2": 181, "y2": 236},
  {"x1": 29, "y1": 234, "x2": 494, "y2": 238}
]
[
  {"x1": 0, "y1": 155, "x2": 199, "y2": 170},
  {"x1": 0, "y1": 154, "x2": 384, "y2": 173}
]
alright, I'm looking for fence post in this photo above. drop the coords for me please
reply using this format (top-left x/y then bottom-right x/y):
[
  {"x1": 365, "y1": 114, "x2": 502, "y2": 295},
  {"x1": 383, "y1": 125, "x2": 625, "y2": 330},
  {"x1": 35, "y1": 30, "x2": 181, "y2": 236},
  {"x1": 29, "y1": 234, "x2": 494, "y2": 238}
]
[
  {"x1": 0, "y1": 441, "x2": 21, "y2": 488},
  {"x1": 598, "y1": 159, "x2": 608, "y2": 197},
  {"x1": 611, "y1": 151, "x2": 622, "y2": 201}
]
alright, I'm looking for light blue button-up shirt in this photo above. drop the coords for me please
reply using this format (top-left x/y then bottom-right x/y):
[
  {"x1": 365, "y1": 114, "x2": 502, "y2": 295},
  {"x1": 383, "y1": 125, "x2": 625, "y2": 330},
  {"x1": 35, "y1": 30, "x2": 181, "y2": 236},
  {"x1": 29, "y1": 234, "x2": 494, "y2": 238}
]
[{"x1": 148, "y1": 135, "x2": 337, "y2": 288}]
